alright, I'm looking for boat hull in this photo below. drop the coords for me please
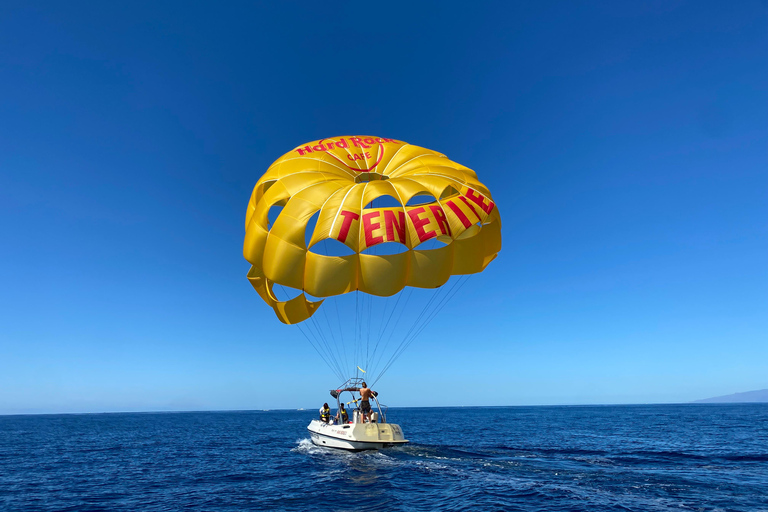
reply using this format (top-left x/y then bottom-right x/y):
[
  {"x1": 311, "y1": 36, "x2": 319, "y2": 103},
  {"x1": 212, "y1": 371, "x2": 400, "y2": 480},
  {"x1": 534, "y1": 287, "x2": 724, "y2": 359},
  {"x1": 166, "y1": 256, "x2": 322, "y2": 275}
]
[{"x1": 307, "y1": 420, "x2": 408, "y2": 451}]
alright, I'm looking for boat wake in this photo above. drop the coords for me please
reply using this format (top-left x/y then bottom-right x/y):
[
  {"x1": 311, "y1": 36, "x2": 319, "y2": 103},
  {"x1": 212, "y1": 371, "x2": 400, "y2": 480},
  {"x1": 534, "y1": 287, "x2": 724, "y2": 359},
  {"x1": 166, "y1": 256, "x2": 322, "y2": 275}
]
[{"x1": 292, "y1": 438, "x2": 325, "y2": 455}]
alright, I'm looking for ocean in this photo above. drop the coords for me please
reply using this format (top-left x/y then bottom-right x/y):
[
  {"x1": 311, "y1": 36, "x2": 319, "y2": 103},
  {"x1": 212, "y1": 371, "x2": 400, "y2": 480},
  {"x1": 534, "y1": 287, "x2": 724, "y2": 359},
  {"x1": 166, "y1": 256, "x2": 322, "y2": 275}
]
[{"x1": 1, "y1": 404, "x2": 766, "y2": 511}]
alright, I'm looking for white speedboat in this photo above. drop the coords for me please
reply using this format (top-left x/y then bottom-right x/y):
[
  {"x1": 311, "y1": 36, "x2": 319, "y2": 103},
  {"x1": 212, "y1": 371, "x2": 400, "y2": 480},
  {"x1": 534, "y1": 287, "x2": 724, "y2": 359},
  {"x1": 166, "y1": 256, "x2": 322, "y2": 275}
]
[{"x1": 307, "y1": 378, "x2": 408, "y2": 451}]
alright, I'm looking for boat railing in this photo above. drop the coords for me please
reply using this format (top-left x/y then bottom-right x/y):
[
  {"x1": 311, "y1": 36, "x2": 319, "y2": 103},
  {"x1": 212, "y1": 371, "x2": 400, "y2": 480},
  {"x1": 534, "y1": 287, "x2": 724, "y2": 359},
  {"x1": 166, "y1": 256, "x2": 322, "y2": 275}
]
[
  {"x1": 372, "y1": 395, "x2": 388, "y2": 423},
  {"x1": 378, "y1": 403, "x2": 388, "y2": 423}
]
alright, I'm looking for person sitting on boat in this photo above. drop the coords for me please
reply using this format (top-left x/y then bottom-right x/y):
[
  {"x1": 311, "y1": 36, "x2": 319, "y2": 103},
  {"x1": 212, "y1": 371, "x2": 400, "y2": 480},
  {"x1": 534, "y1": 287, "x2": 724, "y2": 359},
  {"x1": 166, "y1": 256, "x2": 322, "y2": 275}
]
[
  {"x1": 319, "y1": 403, "x2": 331, "y2": 423},
  {"x1": 359, "y1": 382, "x2": 376, "y2": 423},
  {"x1": 336, "y1": 403, "x2": 349, "y2": 424}
]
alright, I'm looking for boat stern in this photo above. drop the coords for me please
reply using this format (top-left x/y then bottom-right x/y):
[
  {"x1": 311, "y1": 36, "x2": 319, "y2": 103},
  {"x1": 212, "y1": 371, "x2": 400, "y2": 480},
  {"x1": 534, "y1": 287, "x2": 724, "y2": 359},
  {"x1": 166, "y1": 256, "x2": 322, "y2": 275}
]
[{"x1": 307, "y1": 420, "x2": 408, "y2": 450}]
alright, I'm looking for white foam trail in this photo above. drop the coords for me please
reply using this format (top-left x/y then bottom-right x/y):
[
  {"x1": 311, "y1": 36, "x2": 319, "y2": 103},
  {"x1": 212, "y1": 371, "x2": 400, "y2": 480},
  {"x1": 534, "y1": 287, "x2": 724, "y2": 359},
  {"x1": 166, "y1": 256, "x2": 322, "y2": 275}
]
[{"x1": 292, "y1": 438, "x2": 325, "y2": 455}]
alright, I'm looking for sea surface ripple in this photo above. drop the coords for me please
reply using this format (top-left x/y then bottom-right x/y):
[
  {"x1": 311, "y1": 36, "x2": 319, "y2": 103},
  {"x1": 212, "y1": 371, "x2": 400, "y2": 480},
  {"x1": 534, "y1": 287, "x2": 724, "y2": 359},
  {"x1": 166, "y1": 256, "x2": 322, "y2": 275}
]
[{"x1": 1, "y1": 404, "x2": 766, "y2": 511}]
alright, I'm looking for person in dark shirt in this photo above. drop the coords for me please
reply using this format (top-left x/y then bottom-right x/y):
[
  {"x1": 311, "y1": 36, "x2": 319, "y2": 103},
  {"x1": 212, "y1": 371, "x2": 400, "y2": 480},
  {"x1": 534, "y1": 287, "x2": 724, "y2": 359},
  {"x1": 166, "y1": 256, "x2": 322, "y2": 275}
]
[{"x1": 336, "y1": 403, "x2": 349, "y2": 423}]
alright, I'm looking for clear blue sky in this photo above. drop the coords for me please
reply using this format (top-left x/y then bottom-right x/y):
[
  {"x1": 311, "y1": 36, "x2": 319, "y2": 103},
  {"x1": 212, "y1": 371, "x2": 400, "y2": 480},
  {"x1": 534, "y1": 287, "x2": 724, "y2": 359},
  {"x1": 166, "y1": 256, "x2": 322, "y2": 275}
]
[{"x1": 1, "y1": 1, "x2": 766, "y2": 414}]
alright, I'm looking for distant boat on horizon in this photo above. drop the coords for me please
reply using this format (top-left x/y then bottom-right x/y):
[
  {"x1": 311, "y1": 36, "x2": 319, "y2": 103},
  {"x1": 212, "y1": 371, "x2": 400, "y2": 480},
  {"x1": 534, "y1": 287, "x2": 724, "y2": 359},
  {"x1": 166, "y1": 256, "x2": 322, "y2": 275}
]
[{"x1": 693, "y1": 388, "x2": 768, "y2": 403}]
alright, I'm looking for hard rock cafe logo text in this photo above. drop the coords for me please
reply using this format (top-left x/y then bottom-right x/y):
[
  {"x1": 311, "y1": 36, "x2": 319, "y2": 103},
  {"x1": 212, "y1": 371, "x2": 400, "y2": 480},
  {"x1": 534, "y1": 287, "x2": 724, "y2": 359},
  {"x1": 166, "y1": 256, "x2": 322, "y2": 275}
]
[{"x1": 294, "y1": 137, "x2": 400, "y2": 161}]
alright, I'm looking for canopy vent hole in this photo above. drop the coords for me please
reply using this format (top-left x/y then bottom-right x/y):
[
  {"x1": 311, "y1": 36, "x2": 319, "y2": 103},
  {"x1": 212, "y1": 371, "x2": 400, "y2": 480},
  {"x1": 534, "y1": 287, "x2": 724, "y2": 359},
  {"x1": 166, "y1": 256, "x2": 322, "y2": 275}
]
[{"x1": 355, "y1": 173, "x2": 389, "y2": 184}]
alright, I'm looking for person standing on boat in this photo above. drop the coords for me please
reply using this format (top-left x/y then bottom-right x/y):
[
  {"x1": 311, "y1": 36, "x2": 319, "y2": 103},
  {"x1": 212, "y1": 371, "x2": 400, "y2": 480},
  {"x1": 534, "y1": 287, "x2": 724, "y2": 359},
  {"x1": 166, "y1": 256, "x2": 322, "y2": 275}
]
[
  {"x1": 359, "y1": 382, "x2": 376, "y2": 423},
  {"x1": 319, "y1": 403, "x2": 331, "y2": 423},
  {"x1": 336, "y1": 403, "x2": 349, "y2": 424}
]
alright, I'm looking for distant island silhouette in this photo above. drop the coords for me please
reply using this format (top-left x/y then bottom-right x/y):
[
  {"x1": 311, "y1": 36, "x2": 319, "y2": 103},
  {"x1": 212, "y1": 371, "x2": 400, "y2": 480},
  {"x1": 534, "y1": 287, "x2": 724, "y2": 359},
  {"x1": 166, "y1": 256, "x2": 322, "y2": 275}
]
[{"x1": 694, "y1": 389, "x2": 768, "y2": 403}]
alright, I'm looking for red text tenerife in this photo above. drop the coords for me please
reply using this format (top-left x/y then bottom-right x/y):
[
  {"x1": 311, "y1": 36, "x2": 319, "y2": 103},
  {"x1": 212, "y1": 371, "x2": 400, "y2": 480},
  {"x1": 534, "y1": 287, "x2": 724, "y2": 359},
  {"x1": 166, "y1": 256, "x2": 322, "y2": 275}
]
[
  {"x1": 335, "y1": 189, "x2": 495, "y2": 247},
  {"x1": 294, "y1": 137, "x2": 400, "y2": 156}
]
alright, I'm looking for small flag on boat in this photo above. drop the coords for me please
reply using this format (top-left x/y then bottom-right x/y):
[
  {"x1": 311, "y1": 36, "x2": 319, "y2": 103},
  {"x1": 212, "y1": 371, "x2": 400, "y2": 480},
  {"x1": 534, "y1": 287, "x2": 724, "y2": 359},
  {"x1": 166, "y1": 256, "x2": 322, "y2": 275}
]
[{"x1": 357, "y1": 366, "x2": 366, "y2": 373}]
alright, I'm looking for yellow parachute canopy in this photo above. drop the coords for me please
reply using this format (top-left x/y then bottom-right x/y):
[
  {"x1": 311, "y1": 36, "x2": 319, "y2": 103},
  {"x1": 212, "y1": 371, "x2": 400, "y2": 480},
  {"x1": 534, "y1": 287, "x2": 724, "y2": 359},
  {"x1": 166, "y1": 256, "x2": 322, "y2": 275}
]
[{"x1": 244, "y1": 136, "x2": 501, "y2": 325}]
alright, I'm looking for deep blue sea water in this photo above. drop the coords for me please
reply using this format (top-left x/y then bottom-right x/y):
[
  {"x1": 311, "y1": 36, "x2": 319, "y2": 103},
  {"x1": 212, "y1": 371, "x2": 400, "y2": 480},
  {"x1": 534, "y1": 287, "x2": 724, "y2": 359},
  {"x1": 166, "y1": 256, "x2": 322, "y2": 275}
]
[{"x1": 1, "y1": 404, "x2": 767, "y2": 511}]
